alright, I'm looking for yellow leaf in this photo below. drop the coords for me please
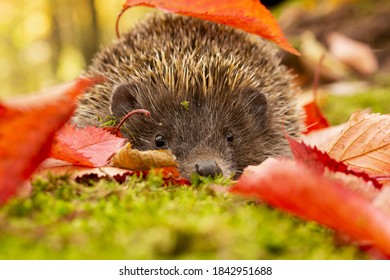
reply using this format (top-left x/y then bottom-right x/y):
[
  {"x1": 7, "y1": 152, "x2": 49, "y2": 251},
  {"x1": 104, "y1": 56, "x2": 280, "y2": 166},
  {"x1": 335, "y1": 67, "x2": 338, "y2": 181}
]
[
  {"x1": 327, "y1": 112, "x2": 390, "y2": 175},
  {"x1": 110, "y1": 143, "x2": 178, "y2": 170}
]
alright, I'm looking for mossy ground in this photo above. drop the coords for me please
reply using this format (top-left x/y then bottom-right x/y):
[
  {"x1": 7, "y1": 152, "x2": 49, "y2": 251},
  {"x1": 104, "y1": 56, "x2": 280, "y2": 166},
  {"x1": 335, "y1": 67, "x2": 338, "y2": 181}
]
[
  {"x1": 0, "y1": 85, "x2": 388, "y2": 260},
  {"x1": 322, "y1": 87, "x2": 390, "y2": 125},
  {"x1": 0, "y1": 174, "x2": 364, "y2": 259}
]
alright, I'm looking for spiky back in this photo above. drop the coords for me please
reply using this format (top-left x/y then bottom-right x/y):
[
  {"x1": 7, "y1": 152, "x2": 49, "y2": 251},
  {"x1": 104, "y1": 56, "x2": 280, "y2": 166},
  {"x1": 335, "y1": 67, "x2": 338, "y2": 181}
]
[{"x1": 74, "y1": 13, "x2": 301, "y2": 133}]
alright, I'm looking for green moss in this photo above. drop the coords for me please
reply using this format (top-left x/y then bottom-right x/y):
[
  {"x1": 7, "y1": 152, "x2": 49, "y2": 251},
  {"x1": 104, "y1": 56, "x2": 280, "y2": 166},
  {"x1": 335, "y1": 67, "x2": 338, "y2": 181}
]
[
  {"x1": 322, "y1": 87, "x2": 390, "y2": 125},
  {"x1": 0, "y1": 174, "x2": 365, "y2": 259},
  {"x1": 3, "y1": 85, "x2": 388, "y2": 260}
]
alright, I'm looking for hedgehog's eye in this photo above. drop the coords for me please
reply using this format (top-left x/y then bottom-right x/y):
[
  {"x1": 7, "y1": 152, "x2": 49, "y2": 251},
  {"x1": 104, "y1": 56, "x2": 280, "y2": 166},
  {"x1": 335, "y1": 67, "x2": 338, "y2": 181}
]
[
  {"x1": 226, "y1": 131, "x2": 233, "y2": 143},
  {"x1": 155, "y1": 134, "x2": 166, "y2": 148}
]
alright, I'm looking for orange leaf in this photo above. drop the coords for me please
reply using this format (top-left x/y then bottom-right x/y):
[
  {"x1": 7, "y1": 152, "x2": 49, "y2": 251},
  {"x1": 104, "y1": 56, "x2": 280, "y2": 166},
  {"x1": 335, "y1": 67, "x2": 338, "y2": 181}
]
[
  {"x1": 51, "y1": 125, "x2": 126, "y2": 167},
  {"x1": 119, "y1": 0, "x2": 299, "y2": 55},
  {"x1": 230, "y1": 158, "x2": 390, "y2": 256},
  {"x1": 327, "y1": 112, "x2": 390, "y2": 176},
  {"x1": 110, "y1": 142, "x2": 178, "y2": 170},
  {"x1": 0, "y1": 78, "x2": 96, "y2": 204}
]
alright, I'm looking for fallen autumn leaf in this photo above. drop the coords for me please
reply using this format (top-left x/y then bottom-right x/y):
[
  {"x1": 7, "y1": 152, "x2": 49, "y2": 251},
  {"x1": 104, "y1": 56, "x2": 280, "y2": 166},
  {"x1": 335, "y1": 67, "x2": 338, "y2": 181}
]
[
  {"x1": 230, "y1": 158, "x2": 390, "y2": 256},
  {"x1": 118, "y1": 0, "x2": 299, "y2": 55},
  {"x1": 0, "y1": 78, "x2": 97, "y2": 204},
  {"x1": 51, "y1": 124, "x2": 125, "y2": 167},
  {"x1": 328, "y1": 112, "x2": 390, "y2": 176}
]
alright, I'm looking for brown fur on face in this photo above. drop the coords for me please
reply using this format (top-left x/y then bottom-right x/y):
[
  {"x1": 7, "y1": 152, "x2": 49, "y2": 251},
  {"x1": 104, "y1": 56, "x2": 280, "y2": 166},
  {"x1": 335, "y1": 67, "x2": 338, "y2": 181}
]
[{"x1": 73, "y1": 13, "x2": 303, "y2": 178}]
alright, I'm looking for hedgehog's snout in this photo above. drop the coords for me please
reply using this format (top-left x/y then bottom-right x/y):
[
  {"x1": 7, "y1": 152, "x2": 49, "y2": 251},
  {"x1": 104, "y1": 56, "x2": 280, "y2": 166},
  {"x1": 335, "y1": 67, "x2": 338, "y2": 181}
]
[
  {"x1": 178, "y1": 148, "x2": 232, "y2": 179},
  {"x1": 194, "y1": 160, "x2": 222, "y2": 178}
]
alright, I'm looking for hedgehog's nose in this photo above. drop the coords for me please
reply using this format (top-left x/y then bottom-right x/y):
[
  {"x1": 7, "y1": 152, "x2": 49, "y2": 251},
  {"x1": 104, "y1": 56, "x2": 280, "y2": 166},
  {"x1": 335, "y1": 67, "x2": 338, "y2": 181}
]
[{"x1": 194, "y1": 160, "x2": 222, "y2": 178}]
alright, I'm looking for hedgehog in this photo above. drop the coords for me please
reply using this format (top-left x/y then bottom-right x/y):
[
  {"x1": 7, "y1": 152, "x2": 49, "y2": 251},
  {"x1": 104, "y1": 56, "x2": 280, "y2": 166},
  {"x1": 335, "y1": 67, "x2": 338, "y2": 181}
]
[{"x1": 73, "y1": 13, "x2": 303, "y2": 179}]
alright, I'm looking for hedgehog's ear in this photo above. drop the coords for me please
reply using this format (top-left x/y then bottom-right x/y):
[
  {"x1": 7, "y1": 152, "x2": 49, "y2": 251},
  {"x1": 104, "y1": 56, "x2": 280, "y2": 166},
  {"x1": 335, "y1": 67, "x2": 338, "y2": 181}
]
[
  {"x1": 247, "y1": 90, "x2": 268, "y2": 124},
  {"x1": 110, "y1": 83, "x2": 139, "y2": 120}
]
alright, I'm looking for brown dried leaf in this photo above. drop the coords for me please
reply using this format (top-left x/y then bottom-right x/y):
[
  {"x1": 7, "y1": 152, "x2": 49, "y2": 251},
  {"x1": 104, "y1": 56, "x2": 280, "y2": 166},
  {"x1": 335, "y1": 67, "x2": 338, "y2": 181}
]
[
  {"x1": 110, "y1": 143, "x2": 178, "y2": 170},
  {"x1": 327, "y1": 112, "x2": 390, "y2": 176}
]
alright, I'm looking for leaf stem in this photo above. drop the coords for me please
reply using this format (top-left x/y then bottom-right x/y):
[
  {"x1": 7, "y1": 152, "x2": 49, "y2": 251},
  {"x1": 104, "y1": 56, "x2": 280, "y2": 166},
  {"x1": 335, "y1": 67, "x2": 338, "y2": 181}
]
[{"x1": 113, "y1": 109, "x2": 151, "y2": 135}]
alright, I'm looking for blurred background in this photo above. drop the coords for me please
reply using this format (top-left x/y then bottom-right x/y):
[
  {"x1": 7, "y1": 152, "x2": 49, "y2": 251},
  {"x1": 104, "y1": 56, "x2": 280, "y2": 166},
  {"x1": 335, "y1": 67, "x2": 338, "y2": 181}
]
[
  {"x1": 1, "y1": 0, "x2": 389, "y2": 104},
  {"x1": 0, "y1": 0, "x2": 152, "y2": 98}
]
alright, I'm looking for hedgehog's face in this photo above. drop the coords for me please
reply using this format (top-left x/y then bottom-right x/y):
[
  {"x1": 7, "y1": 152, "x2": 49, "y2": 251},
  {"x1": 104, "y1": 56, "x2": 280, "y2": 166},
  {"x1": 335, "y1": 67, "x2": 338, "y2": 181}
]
[{"x1": 110, "y1": 81, "x2": 286, "y2": 179}]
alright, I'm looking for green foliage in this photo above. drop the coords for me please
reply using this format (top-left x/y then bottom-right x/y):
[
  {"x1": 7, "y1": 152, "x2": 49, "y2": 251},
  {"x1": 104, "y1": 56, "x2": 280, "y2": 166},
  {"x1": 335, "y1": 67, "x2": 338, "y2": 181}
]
[
  {"x1": 0, "y1": 174, "x2": 365, "y2": 260},
  {"x1": 98, "y1": 115, "x2": 117, "y2": 127}
]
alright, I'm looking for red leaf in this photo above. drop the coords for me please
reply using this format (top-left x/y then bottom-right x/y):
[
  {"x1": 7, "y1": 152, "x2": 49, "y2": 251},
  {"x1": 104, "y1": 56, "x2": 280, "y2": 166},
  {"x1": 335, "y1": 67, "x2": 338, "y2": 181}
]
[
  {"x1": 303, "y1": 101, "x2": 330, "y2": 134},
  {"x1": 51, "y1": 125, "x2": 126, "y2": 167},
  {"x1": 119, "y1": 0, "x2": 299, "y2": 55},
  {"x1": 0, "y1": 78, "x2": 96, "y2": 204},
  {"x1": 102, "y1": 126, "x2": 124, "y2": 138},
  {"x1": 230, "y1": 158, "x2": 390, "y2": 256},
  {"x1": 287, "y1": 135, "x2": 382, "y2": 188}
]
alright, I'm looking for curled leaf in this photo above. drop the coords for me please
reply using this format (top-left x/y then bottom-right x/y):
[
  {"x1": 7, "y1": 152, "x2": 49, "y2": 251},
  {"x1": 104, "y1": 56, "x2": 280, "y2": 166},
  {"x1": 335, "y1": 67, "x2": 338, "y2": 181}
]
[{"x1": 110, "y1": 142, "x2": 178, "y2": 170}]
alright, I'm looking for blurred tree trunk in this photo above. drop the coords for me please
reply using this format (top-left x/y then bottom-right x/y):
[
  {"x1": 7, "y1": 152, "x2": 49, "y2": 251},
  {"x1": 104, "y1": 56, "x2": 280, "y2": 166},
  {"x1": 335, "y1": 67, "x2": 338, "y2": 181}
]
[
  {"x1": 82, "y1": 0, "x2": 100, "y2": 64},
  {"x1": 48, "y1": 0, "x2": 61, "y2": 79},
  {"x1": 49, "y1": 0, "x2": 100, "y2": 75}
]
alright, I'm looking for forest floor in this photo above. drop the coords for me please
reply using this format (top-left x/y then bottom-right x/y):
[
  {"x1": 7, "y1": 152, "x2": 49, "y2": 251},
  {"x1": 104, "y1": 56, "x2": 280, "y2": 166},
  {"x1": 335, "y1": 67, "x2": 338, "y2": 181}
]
[{"x1": 1, "y1": 85, "x2": 388, "y2": 260}]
